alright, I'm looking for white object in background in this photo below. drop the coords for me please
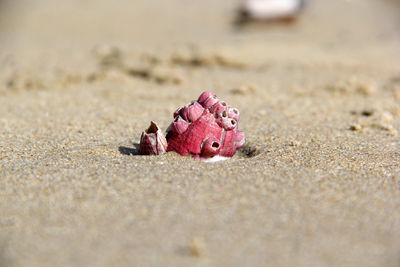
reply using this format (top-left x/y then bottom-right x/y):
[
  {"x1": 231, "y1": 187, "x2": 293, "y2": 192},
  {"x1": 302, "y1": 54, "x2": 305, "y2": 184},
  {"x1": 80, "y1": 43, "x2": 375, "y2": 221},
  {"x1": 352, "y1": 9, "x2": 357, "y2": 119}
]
[{"x1": 241, "y1": 0, "x2": 303, "y2": 20}]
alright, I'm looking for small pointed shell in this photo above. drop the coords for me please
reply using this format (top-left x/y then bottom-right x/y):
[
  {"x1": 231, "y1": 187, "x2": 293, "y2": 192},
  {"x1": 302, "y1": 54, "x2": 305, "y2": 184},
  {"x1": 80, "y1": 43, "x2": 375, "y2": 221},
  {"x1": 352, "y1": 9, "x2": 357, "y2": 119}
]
[{"x1": 139, "y1": 121, "x2": 167, "y2": 155}]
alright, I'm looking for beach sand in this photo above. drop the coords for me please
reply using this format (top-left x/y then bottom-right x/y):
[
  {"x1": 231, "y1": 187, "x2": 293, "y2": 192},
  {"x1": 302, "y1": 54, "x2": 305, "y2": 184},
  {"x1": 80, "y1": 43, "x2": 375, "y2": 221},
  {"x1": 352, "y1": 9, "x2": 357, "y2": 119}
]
[{"x1": 1, "y1": 0, "x2": 400, "y2": 266}]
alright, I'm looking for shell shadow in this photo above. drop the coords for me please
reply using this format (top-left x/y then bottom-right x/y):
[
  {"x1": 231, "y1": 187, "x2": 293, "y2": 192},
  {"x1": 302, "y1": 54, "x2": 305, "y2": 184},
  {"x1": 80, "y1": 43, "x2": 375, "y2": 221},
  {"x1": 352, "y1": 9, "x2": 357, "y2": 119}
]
[
  {"x1": 238, "y1": 142, "x2": 262, "y2": 158},
  {"x1": 118, "y1": 143, "x2": 140, "y2": 156}
]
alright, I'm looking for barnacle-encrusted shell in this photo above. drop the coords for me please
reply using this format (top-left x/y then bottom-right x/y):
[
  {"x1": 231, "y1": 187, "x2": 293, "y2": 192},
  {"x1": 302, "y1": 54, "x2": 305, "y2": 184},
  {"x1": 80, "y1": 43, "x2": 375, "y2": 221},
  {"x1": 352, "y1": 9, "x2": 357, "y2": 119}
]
[
  {"x1": 138, "y1": 92, "x2": 245, "y2": 159},
  {"x1": 166, "y1": 91, "x2": 245, "y2": 159}
]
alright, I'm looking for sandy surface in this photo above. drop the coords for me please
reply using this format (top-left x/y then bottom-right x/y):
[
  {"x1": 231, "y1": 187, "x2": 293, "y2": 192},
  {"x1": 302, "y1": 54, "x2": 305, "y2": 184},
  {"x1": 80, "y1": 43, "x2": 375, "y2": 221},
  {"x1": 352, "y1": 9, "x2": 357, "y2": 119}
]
[{"x1": 1, "y1": 0, "x2": 400, "y2": 266}]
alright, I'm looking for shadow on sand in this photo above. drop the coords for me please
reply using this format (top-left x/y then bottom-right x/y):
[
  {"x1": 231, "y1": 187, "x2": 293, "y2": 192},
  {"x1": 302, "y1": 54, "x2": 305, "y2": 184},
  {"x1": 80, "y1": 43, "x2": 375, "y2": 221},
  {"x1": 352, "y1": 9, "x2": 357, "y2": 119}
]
[{"x1": 118, "y1": 143, "x2": 140, "y2": 156}]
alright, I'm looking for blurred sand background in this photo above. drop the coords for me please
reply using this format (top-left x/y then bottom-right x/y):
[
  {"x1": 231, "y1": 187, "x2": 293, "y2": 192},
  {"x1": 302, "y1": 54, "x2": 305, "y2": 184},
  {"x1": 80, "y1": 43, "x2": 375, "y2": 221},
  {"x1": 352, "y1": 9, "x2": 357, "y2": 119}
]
[{"x1": 1, "y1": 0, "x2": 400, "y2": 266}]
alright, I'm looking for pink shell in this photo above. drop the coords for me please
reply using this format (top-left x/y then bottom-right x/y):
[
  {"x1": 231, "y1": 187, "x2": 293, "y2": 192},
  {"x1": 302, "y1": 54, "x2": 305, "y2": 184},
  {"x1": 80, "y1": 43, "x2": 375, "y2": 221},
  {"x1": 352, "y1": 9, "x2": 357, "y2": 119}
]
[
  {"x1": 166, "y1": 92, "x2": 245, "y2": 159},
  {"x1": 139, "y1": 92, "x2": 245, "y2": 159}
]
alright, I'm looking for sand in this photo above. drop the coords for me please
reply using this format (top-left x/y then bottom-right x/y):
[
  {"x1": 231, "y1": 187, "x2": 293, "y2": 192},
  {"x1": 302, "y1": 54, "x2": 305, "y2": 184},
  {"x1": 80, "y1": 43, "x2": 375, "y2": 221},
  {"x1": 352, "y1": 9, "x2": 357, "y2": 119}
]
[{"x1": 1, "y1": 0, "x2": 400, "y2": 266}]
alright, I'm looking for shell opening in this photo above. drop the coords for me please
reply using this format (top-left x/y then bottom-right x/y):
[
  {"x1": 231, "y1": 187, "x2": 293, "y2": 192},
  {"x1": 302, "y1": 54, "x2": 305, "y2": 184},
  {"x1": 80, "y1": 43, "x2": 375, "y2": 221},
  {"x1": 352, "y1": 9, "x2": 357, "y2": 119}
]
[{"x1": 145, "y1": 121, "x2": 159, "y2": 134}]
